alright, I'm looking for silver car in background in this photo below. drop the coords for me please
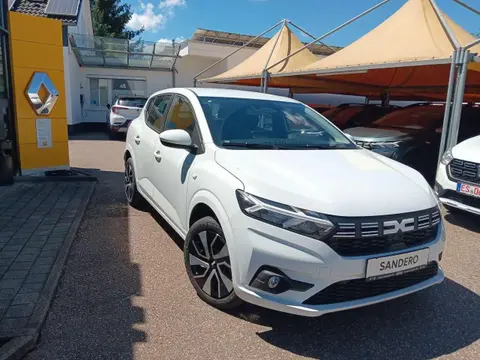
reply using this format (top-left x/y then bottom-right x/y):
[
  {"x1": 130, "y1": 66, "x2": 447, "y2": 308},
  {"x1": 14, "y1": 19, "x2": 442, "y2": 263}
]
[{"x1": 106, "y1": 95, "x2": 148, "y2": 139}]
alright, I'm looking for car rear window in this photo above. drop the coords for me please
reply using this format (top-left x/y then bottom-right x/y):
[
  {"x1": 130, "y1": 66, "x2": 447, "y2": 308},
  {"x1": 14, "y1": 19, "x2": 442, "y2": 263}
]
[{"x1": 117, "y1": 98, "x2": 147, "y2": 108}]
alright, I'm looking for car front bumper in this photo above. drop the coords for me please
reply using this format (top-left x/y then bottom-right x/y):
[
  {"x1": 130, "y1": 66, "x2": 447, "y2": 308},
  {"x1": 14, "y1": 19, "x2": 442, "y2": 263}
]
[
  {"x1": 229, "y1": 212, "x2": 445, "y2": 317},
  {"x1": 435, "y1": 163, "x2": 480, "y2": 216}
]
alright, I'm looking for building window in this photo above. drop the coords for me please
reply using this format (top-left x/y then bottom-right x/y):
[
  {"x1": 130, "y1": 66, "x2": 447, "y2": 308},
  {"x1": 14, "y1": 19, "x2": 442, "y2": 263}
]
[
  {"x1": 89, "y1": 78, "x2": 109, "y2": 107},
  {"x1": 112, "y1": 79, "x2": 146, "y2": 99},
  {"x1": 89, "y1": 78, "x2": 146, "y2": 107}
]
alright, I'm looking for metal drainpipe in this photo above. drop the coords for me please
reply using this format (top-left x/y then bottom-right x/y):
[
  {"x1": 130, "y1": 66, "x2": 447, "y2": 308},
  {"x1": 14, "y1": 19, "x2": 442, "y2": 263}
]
[
  {"x1": 437, "y1": 50, "x2": 458, "y2": 164},
  {"x1": 447, "y1": 49, "x2": 470, "y2": 149}
]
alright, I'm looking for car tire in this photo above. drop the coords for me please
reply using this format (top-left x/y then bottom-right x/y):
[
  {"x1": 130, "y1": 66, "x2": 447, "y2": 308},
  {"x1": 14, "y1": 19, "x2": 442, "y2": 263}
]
[
  {"x1": 184, "y1": 216, "x2": 242, "y2": 310},
  {"x1": 124, "y1": 157, "x2": 147, "y2": 209}
]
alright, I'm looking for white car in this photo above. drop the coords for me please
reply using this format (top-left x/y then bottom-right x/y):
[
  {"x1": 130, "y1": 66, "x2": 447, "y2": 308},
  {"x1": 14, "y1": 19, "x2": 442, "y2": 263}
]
[
  {"x1": 106, "y1": 96, "x2": 147, "y2": 139},
  {"x1": 435, "y1": 135, "x2": 480, "y2": 216},
  {"x1": 124, "y1": 88, "x2": 445, "y2": 317}
]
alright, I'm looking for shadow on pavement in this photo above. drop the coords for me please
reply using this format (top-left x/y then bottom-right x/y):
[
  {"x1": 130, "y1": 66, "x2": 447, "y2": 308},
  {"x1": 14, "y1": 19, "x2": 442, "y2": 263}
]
[
  {"x1": 27, "y1": 166, "x2": 146, "y2": 359},
  {"x1": 444, "y1": 212, "x2": 480, "y2": 233},
  {"x1": 235, "y1": 278, "x2": 479, "y2": 360}
]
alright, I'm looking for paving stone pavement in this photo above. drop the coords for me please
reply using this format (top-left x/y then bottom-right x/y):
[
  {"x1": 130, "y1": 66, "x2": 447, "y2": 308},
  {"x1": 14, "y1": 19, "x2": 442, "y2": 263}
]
[{"x1": 0, "y1": 182, "x2": 94, "y2": 339}]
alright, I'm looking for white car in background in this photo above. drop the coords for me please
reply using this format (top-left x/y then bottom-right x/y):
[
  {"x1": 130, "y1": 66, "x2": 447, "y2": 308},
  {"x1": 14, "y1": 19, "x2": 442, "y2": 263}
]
[
  {"x1": 123, "y1": 88, "x2": 445, "y2": 317},
  {"x1": 106, "y1": 95, "x2": 147, "y2": 139},
  {"x1": 436, "y1": 135, "x2": 480, "y2": 216}
]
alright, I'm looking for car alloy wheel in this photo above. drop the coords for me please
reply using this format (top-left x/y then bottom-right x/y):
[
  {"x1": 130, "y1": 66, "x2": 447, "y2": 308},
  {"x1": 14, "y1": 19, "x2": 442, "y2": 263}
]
[
  {"x1": 188, "y1": 230, "x2": 233, "y2": 299},
  {"x1": 124, "y1": 161, "x2": 135, "y2": 202}
]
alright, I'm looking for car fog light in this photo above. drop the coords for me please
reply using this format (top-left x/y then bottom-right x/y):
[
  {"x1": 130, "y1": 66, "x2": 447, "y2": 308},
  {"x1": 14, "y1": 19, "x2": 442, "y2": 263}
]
[{"x1": 268, "y1": 276, "x2": 281, "y2": 289}]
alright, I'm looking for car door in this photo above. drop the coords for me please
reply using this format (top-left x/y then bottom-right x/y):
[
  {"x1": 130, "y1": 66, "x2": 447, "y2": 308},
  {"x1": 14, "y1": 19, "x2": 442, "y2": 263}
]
[
  {"x1": 150, "y1": 95, "x2": 202, "y2": 232},
  {"x1": 134, "y1": 94, "x2": 173, "y2": 201}
]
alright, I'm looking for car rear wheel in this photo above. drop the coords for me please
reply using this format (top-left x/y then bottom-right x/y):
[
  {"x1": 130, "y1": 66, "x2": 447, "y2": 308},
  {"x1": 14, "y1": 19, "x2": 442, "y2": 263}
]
[
  {"x1": 124, "y1": 157, "x2": 146, "y2": 209},
  {"x1": 184, "y1": 216, "x2": 242, "y2": 310}
]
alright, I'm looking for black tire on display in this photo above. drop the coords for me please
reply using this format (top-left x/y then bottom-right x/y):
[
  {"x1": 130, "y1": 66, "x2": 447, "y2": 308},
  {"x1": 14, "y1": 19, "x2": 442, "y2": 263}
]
[
  {"x1": 184, "y1": 216, "x2": 242, "y2": 310},
  {"x1": 124, "y1": 157, "x2": 147, "y2": 209}
]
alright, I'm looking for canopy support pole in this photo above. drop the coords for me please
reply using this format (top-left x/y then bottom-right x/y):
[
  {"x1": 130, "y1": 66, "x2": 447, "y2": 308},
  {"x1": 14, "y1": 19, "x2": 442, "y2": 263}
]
[
  {"x1": 193, "y1": 19, "x2": 285, "y2": 85},
  {"x1": 261, "y1": 20, "x2": 287, "y2": 92},
  {"x1": 288, "y1": 22, "x2": 338, "y2": 54},
  {"x1": 261, "y1": 70, "x2": 269, "y2": 93},
  {"x1": 447, "y1": 49, "x2": 470, "y2": 150},
  {"x1": 430, "y1": 0, "x2": 461, "y2": 49},
  {"x1": 453, "y1": 0, "x2": 480, "y2": 16},
  {"x1": 380, "y1": 92, "x2": 390, "y2": 108},
  {"x1": 266, "y1": 0, "x2": 391, "y2": 72},
  {"x1": 437, "y1": 50, "x2": 458, "y2": 164}
]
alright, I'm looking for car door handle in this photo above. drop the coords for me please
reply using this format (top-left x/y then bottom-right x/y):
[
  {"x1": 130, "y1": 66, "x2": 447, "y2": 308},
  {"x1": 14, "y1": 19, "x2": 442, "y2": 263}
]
[
  {"x1": 134, "y1": 135, "x2": 141, "y2": 145},
  {"x1": 154, "y1": 150, "x2": 162, "y2": 162}
]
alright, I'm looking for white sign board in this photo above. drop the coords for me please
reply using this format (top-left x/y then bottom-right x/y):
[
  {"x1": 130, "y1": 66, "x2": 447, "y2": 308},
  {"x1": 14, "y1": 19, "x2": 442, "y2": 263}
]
[{"x1": 36, "y1": 118, "x2": 52, "y2": 148}]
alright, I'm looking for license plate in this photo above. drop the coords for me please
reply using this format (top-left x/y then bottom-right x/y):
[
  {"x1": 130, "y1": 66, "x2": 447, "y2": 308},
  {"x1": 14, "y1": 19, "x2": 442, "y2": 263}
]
[
  {"x1": 366, "y1": 248, "x2": 430, "y2": 281},
  {"x1": 456, "y1": 183, "x2": 480, "y2": 198}
]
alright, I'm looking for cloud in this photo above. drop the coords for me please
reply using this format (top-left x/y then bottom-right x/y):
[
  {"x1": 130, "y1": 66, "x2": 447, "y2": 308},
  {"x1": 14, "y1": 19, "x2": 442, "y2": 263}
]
[
  {"x1": 157, "y1": 36, "x2": 186, "y2": 43},
  {"x1": 159, "y1": 0, "x2": 186, "y2": 9},
  {"x1": 127, "y1": 1, "x2": 186, "y2": 32}
]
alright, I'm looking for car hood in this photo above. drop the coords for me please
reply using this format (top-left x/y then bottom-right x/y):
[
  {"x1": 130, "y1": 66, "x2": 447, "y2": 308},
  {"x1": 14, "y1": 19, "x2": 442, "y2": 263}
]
[
  {"x1": 214, "y1": 148, "x2": 436, "y2": 217},
  {"x1": 452, "y1": 135, "x2": 480, "y2": 163},
  {"x1": 344, "y1": 126, "x2": 415, "y2": 142}
]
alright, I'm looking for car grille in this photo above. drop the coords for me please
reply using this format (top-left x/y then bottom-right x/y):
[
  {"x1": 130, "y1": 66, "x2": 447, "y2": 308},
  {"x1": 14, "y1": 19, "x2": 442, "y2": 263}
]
[
  {"x1": 441, "y1": 190, "x2": 480, "y2": 209},
  {"x1": 303, "y1": 262, "x2": 439, "y2": 305},
  {"x1": 326, "y1": 208, "x2": 440, "y2": 257},
  {"x1": 448, "y1": 159, "x2": 480, "y2": 185}
]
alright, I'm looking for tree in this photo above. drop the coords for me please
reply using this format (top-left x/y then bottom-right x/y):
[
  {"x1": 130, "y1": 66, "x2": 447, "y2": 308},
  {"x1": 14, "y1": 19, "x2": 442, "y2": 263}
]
[{"x1": 90, "y1": 0, "x2": 144, "y2": 39}]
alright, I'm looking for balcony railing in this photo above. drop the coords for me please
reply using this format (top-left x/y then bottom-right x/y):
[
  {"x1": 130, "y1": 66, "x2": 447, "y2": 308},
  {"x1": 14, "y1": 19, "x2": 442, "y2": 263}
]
[{"x1": 69, "y1": 34, "x2": 183, "y2": 71}]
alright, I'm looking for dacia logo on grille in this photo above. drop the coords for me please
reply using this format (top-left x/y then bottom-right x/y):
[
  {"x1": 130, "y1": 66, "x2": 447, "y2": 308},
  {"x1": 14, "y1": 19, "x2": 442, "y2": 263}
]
[{"x1": 383, "y1": 218, "x2": 415, "y2": 235}]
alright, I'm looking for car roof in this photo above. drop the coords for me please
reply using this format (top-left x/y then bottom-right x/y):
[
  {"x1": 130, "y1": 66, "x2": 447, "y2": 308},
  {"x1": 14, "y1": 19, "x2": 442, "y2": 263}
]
[{"x1": 153, "y1": 87, "x2": 299, "y2": 104}]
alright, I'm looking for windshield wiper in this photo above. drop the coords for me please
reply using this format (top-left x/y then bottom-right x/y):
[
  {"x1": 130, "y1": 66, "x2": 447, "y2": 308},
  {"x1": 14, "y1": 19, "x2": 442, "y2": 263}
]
[
  {"x1": 221, "y1": 141, "x2": 281, "y2": 149},
  {"x1": 222, "y1": 142, "x2": 353, "y2": 150}
]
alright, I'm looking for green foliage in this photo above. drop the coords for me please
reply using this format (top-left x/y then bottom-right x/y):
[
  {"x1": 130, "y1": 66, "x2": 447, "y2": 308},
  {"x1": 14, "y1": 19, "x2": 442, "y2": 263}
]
[{"x1": 90, "y1": 0, "x2": 144, "y2": 39}]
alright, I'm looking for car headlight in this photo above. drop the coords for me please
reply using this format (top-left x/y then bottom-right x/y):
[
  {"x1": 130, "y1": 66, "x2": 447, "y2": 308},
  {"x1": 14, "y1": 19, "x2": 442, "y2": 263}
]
[
  {"x1": 236, "y1": 190, "x2": 334, "y2": 240},
  {"x1": 440, "y1": 149, "x2": 453, "y2": 165}
]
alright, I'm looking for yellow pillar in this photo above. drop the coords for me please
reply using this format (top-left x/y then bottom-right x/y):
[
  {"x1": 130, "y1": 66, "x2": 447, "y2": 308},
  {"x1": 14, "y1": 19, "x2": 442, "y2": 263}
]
[{"x1": 9, "y1": 12, "x2": 70, "y2": 175}]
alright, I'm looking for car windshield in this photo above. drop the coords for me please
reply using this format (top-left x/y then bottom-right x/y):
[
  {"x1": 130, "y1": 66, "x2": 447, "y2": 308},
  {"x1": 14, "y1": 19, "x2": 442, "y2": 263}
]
[
  {"x1": 198, "y1": 97, "x2": 357, "y2": 149},
  {"x1": 117, "y1": 98, "x2": 147, "y2": 108},
  {"x1": 373, "y1": 107, "x2": 444, "y2": 130}
]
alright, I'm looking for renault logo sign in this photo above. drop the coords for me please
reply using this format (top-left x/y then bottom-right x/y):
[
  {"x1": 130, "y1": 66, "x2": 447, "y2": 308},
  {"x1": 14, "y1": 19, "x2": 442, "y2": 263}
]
[{"x1": 26, "y1": 72, "x2": 59, "y2": 115}]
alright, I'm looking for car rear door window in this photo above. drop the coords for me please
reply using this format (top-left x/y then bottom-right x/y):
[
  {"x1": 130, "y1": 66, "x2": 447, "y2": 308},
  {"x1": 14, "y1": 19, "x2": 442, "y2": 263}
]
[{"x1": 146, "y1": 95, "x2": 172, "y2": 133}]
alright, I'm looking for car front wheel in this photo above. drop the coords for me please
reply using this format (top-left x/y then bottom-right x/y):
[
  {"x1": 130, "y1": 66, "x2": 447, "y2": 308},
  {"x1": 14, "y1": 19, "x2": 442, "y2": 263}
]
[{"x1": 184, "y1": 216, "x2": 242, "y2": 310}]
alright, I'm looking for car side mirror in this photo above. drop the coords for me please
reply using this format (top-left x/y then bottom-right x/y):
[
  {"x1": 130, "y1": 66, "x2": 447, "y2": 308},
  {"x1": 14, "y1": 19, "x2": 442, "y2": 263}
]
[
  {"x1": 160, "y1": 129, "x2": 195, "y2": 150},
  {"x1": 106, "y1": 104, "x2": 111, "y2": 110}
]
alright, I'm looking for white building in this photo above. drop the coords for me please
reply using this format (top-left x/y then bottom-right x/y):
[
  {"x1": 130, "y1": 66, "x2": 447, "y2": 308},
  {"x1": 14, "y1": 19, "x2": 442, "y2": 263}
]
[{"x1": 11, "y1": 0, "x2": 358, "y2": 133}]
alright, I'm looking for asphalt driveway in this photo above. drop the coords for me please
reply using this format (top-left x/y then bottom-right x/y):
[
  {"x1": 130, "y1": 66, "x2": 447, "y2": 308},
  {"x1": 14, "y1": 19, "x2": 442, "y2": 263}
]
[{"x1": 27, "y1": 133, "x2": 480, "y2": 360}]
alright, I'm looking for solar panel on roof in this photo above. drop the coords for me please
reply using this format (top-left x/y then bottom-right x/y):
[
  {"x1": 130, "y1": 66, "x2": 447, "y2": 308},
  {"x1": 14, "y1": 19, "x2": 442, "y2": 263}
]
[{"x1": 45, "y1": 0, "x2": 81, "y2": 17}]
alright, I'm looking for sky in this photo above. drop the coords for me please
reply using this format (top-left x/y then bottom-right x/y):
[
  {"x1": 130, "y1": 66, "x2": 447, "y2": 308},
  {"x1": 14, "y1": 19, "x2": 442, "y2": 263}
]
[{"x1": 125, "y1": 0, "x2": 479, "y2": 46}]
